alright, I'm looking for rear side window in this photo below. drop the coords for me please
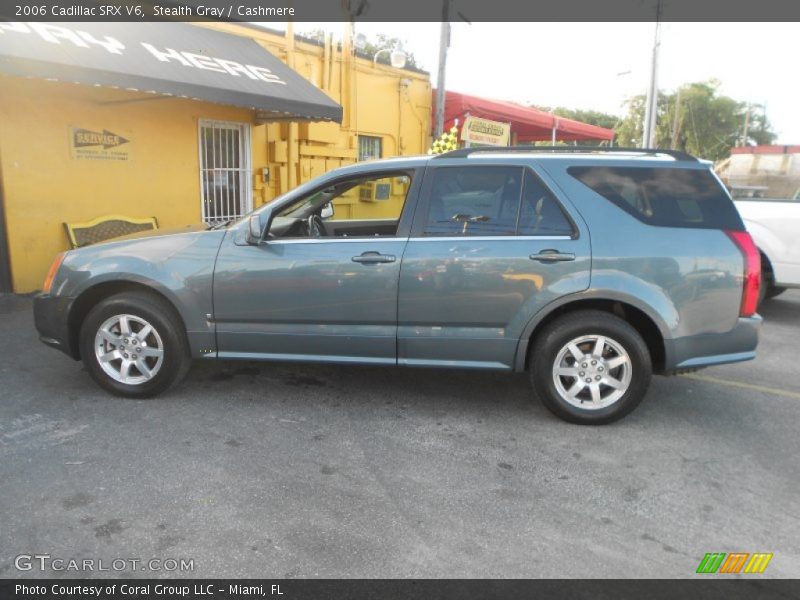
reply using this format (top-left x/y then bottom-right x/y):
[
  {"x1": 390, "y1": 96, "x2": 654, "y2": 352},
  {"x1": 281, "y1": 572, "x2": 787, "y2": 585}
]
[
  {"x1": 422, "y1": 166, "x2": 573, "y2": 237},
  {"x1": 518, "y1": 171, "x2": 574, "y2": 236},
  {"x1": 568, "y1": 166, "x2": 745, "y2": 230}
]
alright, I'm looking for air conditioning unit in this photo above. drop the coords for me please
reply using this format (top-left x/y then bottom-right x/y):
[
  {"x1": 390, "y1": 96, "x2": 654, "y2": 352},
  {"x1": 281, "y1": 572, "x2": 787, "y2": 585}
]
[{"x1": 359, "y1": 182, "x2": 392, "y2": 202}]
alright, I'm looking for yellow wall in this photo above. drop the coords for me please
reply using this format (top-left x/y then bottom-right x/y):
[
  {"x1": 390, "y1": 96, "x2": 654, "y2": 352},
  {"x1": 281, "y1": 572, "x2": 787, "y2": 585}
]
[
  {"x1": 204, "y1": 23, "x2": 432, "y2": 218},
  {"x1": 0, "y1": 24, "x2": 432, "y2": 292},
  {"x1": 0, "y1": 75, "x2": 267, "y2": 292}
]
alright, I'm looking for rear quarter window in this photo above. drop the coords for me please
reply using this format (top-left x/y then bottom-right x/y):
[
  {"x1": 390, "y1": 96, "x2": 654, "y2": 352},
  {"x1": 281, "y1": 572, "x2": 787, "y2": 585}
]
[{"x1": 568, "y1": 166, "x2": 745, "y2": 231}]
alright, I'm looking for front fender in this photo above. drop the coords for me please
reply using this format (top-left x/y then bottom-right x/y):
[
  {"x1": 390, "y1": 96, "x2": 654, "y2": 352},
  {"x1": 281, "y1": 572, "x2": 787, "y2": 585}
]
[{"x1": 52, "y1": 229, "x2": 224, "y2": 358}]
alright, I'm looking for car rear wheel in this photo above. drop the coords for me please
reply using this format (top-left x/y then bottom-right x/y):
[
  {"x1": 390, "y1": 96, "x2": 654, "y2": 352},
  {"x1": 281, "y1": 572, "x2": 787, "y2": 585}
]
[
  {"x1": 767, "y1": 286, "x2": 787, "y2": 300},
  {"x1": 758, "y1": 256, "x2": 787, "y2": 306},
  {"x1": 79, "y1": 292, "x2": 191, "y2": 398},
  {"x1": 529, "y1": 310, "x2": 652, "y2": 425}
]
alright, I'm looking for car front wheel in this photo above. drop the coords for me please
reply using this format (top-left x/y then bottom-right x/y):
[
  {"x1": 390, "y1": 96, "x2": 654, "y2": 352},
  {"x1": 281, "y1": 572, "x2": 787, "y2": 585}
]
[
  {"x1": 529, "y1": 310, "x2": 652, "y2": 425},
  {"x1": 79, "y1": 292, "x2": 191, "y2": 398}
]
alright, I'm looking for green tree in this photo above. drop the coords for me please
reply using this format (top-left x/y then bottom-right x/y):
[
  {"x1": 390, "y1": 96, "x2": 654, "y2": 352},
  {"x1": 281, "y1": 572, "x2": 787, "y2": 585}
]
[
  {"x1": 545, "y1": 107, "x2": 620, "y2": 131},
  {"x1": 525, "y1": 106, "x2": 619, "y2": 147},
  {"x1": 361, "y1": 34, "x2": 420, "y2": 69},
  {"x1": 614, "y1": 81, "x2": 776, "y2": 161}
]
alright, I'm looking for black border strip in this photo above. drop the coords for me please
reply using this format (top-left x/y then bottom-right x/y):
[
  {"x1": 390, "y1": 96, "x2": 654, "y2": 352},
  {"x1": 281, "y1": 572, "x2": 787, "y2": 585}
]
[
  {"x1": 1, "y1": 0, "x2": 799, "y2": 22},
  {"x1": 0, "y1": 147, "x2": 13, "y2": 293},
  {"x1": 2, "y1": 579, "x2": 800, "y2": 600}
]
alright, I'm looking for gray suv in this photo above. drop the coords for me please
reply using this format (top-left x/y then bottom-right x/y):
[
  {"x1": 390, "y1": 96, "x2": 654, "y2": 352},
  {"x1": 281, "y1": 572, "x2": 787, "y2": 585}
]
[{"x1": 34, "y1": 147, "x2": 762, "y2": 424}]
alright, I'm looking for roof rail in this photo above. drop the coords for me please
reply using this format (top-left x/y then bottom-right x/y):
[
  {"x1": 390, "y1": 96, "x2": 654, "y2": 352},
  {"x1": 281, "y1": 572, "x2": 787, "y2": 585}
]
[{"x1": 433, "y1": 145, "x2": 698, "y2": 162}]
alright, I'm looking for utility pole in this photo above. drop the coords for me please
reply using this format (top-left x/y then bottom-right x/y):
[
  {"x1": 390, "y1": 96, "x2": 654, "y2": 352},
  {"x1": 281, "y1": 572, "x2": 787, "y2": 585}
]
[
  {"x1": 642, "y1": 0, "x2": 662, "y2": 148},
  {"x1": 434, "y1": 0, "x2": 451, "y2": 138},
  {"x1": 740, "y1": 103, "x2": 751, "y2": 147}
]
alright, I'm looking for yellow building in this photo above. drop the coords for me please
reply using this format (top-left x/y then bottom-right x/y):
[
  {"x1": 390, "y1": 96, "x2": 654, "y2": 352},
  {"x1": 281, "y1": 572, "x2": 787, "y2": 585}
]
[{"x1": 0, "y1": 22, "x2": 432, "y2": 293}]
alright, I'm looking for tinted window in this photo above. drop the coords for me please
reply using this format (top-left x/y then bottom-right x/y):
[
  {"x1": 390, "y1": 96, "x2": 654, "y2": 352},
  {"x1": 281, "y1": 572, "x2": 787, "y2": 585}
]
[
  {"x1": 423, "y1": 166, "x2": 522, "y2": 236},
  {"x1": 518, "y1": 171, "x2": 575, "y2": 236},
  {"x1": 568, "y1": 166, "x2": 745, "y2": 230},
  {"x1": 422, "y1": 167, "x2": 573, "y2": 237}
]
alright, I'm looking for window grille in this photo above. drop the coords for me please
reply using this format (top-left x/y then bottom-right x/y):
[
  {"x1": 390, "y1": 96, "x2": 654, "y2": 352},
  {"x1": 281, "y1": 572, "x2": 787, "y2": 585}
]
[
  {"x1": 358, "y1": 135, "x2": 383, "y2": 162},
  {"x1": 199, "y1": 120, "x2": 252, "y2": 225}
]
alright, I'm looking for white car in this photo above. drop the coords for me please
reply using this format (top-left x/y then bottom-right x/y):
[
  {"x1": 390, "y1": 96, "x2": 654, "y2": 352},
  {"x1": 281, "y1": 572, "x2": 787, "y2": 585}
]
[{"x1": 734, "y1": 198, "x2": 800, "y2": 303}]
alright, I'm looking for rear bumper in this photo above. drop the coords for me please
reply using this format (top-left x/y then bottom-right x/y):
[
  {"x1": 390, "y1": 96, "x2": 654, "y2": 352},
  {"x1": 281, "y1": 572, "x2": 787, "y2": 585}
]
[
  {"x1": 668, "y1": 315, "x2": 762, "y2": 371},
  {"x1": 33, "y1": 293, "x2": 78, "y2": 359}
]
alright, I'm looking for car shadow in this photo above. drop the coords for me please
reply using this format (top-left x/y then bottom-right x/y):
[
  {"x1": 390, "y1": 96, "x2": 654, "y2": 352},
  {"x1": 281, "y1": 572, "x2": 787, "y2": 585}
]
[
  {"x1": 758, "y1": 289, "x2": 800, "y2": 325},
  {"x1": 184, "y1": 358, "x2": 556, "y2": 421},
  {"x1": 180, "y1": 357, "x2": 729, "y2": 430}
]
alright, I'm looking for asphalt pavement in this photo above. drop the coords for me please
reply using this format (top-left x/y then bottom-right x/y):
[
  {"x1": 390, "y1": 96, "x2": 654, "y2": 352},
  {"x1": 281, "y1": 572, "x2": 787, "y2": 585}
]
[{"x1": 1, "y1": 291, "x2": 798, "y2": 578}]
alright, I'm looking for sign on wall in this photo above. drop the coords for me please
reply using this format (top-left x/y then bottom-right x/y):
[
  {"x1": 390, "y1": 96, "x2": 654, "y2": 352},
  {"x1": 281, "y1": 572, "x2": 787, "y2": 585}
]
[
  {"x1": 69, "y1": 127, "x2": 131, "y2": 161},
  {"x1": 460, "y1": 116, "x2": 511, "y2": 147}
]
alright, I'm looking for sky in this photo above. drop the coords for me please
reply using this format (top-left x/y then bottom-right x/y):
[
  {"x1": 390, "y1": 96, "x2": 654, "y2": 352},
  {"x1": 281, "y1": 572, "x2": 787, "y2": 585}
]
[{"x1": 267, "y1": 22, "x2": 799, "y2": 143}]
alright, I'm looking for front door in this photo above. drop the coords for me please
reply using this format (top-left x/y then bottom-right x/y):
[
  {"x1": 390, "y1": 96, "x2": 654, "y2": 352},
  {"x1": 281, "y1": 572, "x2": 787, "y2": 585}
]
[
  {"x1": 213, "y1": 170, "x2": 419, "y2": 364},
  {"x1": 398, "y1": 164, "x2": 591, "y2": 369}
]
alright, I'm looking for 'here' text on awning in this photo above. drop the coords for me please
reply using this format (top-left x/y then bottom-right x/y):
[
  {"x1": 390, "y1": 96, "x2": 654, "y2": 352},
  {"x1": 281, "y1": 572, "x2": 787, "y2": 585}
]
[{"x1": 0, "y1": 22, "x2": 343, "y2": 123}]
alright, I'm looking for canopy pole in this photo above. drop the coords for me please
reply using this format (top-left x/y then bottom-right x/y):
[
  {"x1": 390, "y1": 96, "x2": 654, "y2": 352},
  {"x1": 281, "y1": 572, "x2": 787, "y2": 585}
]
[
  {"x1": 286, "y1": 22, "x2": 298, "y2": 188},
  {"x1": 434, "y1": 0, "x2": 451, "y2": 138}
]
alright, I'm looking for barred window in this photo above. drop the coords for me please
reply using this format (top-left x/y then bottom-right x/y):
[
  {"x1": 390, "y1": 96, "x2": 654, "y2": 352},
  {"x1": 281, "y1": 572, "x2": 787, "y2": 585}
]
[
  {"x1": 358, "y1": 135, "x2": 383, "y2": 162},
  {"x1": 199, "y1": 120, "x2": 252, "y2": 225}
]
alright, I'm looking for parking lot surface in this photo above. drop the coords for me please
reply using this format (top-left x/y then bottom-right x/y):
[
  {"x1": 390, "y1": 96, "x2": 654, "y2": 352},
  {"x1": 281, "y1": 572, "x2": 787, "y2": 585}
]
[{"x1": 1, "y1": 292, "x2": 798, "y2": 578}]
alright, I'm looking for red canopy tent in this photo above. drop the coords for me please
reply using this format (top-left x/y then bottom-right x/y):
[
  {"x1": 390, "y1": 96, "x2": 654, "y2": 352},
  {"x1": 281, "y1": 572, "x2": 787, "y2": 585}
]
[{"x1": 435, "y1": 90, "x2": 615, "y2": 143}]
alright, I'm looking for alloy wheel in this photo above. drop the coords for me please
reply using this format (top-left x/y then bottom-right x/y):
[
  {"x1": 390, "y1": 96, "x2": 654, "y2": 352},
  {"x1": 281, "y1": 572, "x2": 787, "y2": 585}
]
[
  {"x1": 551, "y1": 334, "x2": 632, "y2": 409},
  {"x1": 94, "y1": 314, "x2": 164, "y2": 385}
]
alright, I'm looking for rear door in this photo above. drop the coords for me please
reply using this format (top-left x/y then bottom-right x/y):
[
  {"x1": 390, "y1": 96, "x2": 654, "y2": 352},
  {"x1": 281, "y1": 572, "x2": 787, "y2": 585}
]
[{"x1": 397, "y1": 164, "x2": 591, "y2": 370}]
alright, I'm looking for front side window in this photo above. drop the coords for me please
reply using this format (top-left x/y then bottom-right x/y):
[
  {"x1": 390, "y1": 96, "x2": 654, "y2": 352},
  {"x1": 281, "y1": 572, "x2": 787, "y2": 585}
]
[
  {"x1": 517, "y1": 171, "x2": 575, "y2": 236},
  {"x1": 274, "y1": 171, "x2": 414, "y2": 238},
  {"x1": 568, "y1": 166, "x2": 745, "y2": 230},
  {"x1": 421, "y1": 166, "x2": 573, "y2": 237}
]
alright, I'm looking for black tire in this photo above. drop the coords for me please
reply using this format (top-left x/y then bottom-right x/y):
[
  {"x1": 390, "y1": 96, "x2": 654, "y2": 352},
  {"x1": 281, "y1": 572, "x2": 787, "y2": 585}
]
[
  {"x1": 766, "y1": 286, "x2": 787, "y2": 300},
  {"x1": 758, "y1": 268, "x2": 772, "y2": 308},
  {"x1": 529, "y1": 310, "x2": 652, "y2": 425},
  {"x1": 758, "y1": 254, "x2": 785, "y2": 306},
  {"x1": 79, "y1": 292, "x2": 191, "y2": 398}
]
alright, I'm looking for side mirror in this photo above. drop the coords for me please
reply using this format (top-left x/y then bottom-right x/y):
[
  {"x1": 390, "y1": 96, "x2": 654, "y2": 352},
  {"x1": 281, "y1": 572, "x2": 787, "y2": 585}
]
[
  {"x1": 245, "y1": 214, "x2": 263, "y2": 245},
  {"x1": 321, "y1": 202, "x2": 334, "y2": 220}
]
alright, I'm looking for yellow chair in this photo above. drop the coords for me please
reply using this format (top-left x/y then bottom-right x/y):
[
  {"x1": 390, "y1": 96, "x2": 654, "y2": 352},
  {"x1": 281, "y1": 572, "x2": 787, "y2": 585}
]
[{"x1": 64, "y1": 215, "x2": 159, "y2": 249}]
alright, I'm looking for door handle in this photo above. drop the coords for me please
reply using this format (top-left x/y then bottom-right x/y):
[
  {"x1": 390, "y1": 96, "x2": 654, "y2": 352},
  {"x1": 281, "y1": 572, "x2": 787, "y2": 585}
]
[
  {"x1": 352, "y1": 252, "x2": 396, "y2": 264},
  {"x1": 529, "y1": 249, "x2": 576, "y2": 262}
]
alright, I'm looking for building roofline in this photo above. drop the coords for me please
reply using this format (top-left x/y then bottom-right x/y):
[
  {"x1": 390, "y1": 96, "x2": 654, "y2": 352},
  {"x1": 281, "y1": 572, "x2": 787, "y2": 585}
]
[{"x1": 228, "y1": 23, "x2": 429, "y2": 76}]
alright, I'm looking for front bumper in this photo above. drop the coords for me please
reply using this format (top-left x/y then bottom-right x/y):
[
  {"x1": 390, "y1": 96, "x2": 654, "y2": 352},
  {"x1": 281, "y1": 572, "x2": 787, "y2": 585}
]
[
  {"x1": 33, "y1": 293, "x2": 79, "y2": 359},
  {"x1": 668, "y1": 315, "x2": 762, "y2": 371}
]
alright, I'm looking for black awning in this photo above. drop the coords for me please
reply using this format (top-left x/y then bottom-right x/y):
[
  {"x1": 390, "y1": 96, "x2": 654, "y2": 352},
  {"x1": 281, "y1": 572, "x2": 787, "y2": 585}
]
[{"x1": 0, "y1": 22, "x2": 342, "y2": 122}]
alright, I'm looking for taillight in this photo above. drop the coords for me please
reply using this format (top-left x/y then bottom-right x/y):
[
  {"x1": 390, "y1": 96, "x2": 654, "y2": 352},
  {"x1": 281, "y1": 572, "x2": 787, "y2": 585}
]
[
  {"x1": 42, "y1": 252, "x2": 66, "y2": 294},
  {"x1": 725, "y1": 230, "x2": 761, "y2": 317}
]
